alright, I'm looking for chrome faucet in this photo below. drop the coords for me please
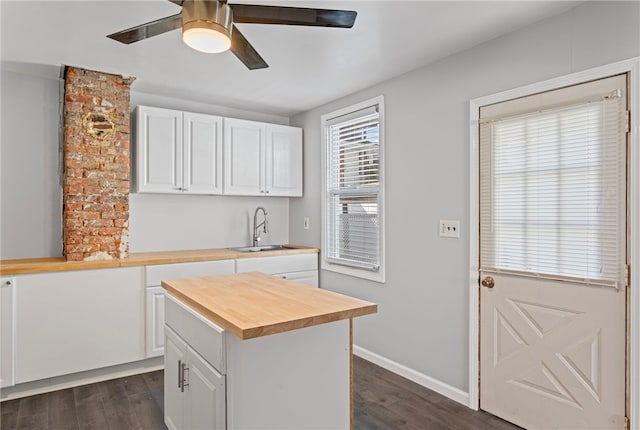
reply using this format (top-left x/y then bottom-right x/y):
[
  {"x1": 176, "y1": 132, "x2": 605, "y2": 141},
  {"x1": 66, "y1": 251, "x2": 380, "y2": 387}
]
[{"x1": 252, "y1": 206, "x2": 268, "y2": 247}]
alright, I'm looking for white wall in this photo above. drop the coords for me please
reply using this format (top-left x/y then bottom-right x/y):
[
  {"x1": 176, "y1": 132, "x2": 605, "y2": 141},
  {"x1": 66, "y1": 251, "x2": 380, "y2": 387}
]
[
  {"x1": 1, "y1": 69, "x2": 62, "y2": 259},
  {"x1": 289, "y1": 1, "x2": 640, "y2": 393},
  {"x1": 0, "y1": 68, "x2": 292, "y2": 259}
]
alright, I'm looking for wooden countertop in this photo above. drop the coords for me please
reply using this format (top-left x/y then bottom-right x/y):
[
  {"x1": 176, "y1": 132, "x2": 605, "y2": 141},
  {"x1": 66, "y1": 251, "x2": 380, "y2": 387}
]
[
  {"x1": 162, "y1": 272, "x2": 377, "y2": 340},
  {"x1": 0, "y1": 245, "x2": 318, "y2": 275}
]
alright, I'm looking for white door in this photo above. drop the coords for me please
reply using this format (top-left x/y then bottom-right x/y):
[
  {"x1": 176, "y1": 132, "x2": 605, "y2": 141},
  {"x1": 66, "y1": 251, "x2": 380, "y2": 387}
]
[
  {"x1": 136, "y1": 106, "x2": 183, "y2": 193},
  {"x1": 186, "y1": 345, "x2": 226, "y2": 430},
  {"x1": 479, "y1": 75, "x2": 628, "y2": 429},
  {"x1": 183, "y1": 112, "x2": 223, "y2": 195},
  {"x1": 265, "y1": 124, "x2": 303, "y2": 196},
  {"x1": 165, "y1": 326, "x2": 187, "y2": 430},
  {"x1": 223, "y1": 118, "x2": 264, "y2": 195}
]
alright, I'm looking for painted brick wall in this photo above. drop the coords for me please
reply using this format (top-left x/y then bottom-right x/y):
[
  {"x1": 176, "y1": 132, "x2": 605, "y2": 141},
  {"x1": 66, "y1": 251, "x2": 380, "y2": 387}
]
[{"x1": 63, "y1": 66, "x2": 135, "y2": 261}]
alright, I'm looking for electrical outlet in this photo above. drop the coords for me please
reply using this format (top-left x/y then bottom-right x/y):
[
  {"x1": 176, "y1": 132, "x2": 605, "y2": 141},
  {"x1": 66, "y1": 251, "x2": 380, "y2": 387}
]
[
  {"x1": 439, "y1": 220, "x2": 460, "y2": 238},
  {"x1": 303, "y1": 217, "x2": 310, "y2": 230}
]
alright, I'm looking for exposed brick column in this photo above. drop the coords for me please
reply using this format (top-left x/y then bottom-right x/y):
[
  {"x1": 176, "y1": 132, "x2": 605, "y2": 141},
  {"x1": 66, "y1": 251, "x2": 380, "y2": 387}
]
[{"x1": 63, "y1": 66, "x2": 135, "y2": 261}]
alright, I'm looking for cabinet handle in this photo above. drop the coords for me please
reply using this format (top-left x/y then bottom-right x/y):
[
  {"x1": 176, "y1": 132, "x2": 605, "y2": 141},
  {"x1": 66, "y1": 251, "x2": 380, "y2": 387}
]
[
  {"x1": 265, "y1": 190, "x2": 270, "y2": 194},
  {"x1": 181, "y1": 362, "x2": 189, "y2": 392},
  {"x1": 260, "y1": 190, "x2": 265, "y2": 193},
  {"x1": 178, "y1": 360, "x2": 182, "y2": 389}
]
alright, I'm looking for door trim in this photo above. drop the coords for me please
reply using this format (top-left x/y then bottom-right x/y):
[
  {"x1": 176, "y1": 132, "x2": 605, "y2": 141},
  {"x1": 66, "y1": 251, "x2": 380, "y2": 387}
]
[{"x1": 468, "y1": 57, "x2": 640, "y2": 429}]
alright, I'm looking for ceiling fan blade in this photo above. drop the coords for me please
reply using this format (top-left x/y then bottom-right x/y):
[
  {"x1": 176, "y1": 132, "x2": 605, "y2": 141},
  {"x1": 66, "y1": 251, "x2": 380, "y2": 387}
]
[
  {"x1": 230, "y1": 25, "x2": 268, "y2": 70},
  {"x1": 107, "y1": 13, "x2": 182, "y2": 44},
  {"x1": 229, "y1": 4, "x2": 357, "y2": 28}
]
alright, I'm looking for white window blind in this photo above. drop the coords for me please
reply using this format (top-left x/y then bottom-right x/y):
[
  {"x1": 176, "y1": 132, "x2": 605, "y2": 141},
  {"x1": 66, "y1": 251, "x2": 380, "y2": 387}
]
[
  {"x1": 480, "y1": 88, "x2": 627, "y2": 288},
  {"x1": 325, "y1": 105, "x2": 381, "y2": 271}
]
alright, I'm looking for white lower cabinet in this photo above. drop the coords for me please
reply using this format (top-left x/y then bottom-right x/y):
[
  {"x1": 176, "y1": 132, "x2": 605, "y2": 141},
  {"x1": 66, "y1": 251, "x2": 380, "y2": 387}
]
[
  {"x1": 0, "y1": 277, "x2": 15, "y2": 388},
  {"x1": 185, "y1": 343, "x2": 226, "y2": 430},
  {"x1": 165, "y1": 297, "x2": 226, "y2": 430},
  {"x1": 165, "y1": 327, "x2": 186, "y2": 430},
  {"x1": 146, "y1": 286, "x2": 166, "y2": 357},
  {"x1": 236, "y1": 253, "x2": 319, "y2": 287},
  {"x1": 146, "y1": 255, "x2": 317, "y2": 358},
  {"x1": 165, "y1": 326, "x2": 225, "y2": 430},
  {"x1": 145, "y1": 260, "x2": 235, "y2": 358},
  {"x1": 14, "y1": 267, "x2": 145, "y2": 384}
]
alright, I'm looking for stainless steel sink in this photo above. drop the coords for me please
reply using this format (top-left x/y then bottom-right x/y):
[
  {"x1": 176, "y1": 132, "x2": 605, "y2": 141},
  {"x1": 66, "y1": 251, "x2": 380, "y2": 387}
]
[{"x1": 228, "y1": 244, "x2": 296, "y2": 253}]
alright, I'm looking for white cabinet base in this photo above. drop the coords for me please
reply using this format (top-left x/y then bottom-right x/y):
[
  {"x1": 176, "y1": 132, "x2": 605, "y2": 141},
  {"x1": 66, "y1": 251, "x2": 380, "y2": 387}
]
[
  {"x1": 226, "y1": 319, "x2": 349, "y2": 429},
  {"x1": 0, "y1": 356, "x2": 163, "y2": 401}
]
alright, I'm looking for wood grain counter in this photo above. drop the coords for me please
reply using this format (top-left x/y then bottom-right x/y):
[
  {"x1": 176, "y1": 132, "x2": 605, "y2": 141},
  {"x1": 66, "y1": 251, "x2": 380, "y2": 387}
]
[
  {"x1": 162, "y1": 272, "x2": 377, "y2": 339},
  {"x1": 0, "y1": 245, "x2": 318, "y2": 275}
]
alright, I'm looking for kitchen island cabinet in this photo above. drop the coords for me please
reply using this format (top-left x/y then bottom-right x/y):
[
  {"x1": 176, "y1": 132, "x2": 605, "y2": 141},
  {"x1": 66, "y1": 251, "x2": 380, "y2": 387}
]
[{"x1": 162, "y1": 272, "x2": 377, "y2": 430}]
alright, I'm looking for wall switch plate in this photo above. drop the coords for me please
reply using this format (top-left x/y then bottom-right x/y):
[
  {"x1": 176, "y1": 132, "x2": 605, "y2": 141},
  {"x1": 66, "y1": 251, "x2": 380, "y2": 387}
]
[
  {"x1": 440, "y1": 220, "x2": 460, "y2": 238},
  {"x1": 303, "y1": 217, "x2": 310, "y2": 230}
]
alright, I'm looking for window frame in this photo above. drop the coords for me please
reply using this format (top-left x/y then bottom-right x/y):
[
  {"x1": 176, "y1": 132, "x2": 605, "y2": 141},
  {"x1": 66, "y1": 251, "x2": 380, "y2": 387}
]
[{"x1": 321, "y1": 96, "x2": 386, "y2": 283}]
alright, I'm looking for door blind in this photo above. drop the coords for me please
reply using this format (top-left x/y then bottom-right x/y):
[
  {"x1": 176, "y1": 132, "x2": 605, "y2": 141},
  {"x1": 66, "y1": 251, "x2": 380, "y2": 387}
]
[
  {"x1": 326, "y1": 109, "x2": 380, "y2": 270},
  {"x1": 480, "y1": 89, "x2": 627, "y2": 287}
]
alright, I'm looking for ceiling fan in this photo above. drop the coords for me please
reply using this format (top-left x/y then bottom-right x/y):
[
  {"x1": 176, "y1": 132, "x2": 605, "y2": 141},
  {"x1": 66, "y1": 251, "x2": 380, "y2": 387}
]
[{"x1": 107, "y1": 0, "x2": 357, "y2": 70}]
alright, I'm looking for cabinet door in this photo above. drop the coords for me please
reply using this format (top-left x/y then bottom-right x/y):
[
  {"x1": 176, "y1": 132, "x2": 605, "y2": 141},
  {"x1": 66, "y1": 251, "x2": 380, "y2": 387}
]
[
  {"x1": 135, "y1": 106, "x2": 183, "y2": 193},
  {"x1": 186, "y1": 345, "x2": 226, "y2": 430},
  {"x1": 165, "y1": 326, "x2": 187, "y2": 430},
  {"x1": 146, "y1": 286, "x2": 165, "y2": 358},
  {"x1": 0, "y1": 278, "x2": 15, "y2": 388},
  {"x1": 223, "y1": 118, "x2": 264, "y2": 195},
  {"x1": 183, "y1": 112, "x2": 223, "y2": 195},
  {"x1": 265, "y1": 124, "x2": 303, "y2": 196}
]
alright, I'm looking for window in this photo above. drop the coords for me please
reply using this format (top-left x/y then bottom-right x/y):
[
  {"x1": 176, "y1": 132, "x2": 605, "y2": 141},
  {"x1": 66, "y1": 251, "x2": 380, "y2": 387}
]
[
  {"x1": 322, "y1": 96, "x2": 385, "y2": 282},
  {"x1": 480, "y1": 76, "x2": 627, "y2": 287}
]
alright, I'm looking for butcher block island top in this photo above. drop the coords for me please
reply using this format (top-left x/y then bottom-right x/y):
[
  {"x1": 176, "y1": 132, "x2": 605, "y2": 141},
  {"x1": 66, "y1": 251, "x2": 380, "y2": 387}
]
[{"x1": 162, "y1": 271, "x2": 377, "y2": 339}]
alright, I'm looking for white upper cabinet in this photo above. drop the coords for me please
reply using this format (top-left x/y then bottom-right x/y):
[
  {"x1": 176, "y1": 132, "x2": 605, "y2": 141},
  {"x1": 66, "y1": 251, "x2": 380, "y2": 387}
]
[
  {"x1": 266, "y1": 124, "x2": 303, "y2": 197},
  {"x1": 183, "y1": 112, "x2": 223, "y2": 194},
  {"x1": 134, "y1": 106, "x2": 183, "y2": 193},
  {"x1": 224, "y1": 118, "x2": 302, "y2": 197},
  {"x1": 223, "y1": 118, "x2": 265, "y2": 196},
  {"x1": 134, "y1": 106, "x2": 222, "y2": 195}
]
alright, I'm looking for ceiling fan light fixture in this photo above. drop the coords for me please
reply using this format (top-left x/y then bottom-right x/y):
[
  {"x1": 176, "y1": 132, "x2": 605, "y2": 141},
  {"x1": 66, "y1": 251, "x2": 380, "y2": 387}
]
[{"x1": 183, "y1": 24, "x2": 231, "y2": 53}]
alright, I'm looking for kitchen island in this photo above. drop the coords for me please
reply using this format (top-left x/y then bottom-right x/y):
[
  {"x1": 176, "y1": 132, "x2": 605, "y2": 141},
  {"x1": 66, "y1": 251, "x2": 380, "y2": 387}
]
[{"x1": 162, "y1": 272, "x2": 377, "y2": 430}]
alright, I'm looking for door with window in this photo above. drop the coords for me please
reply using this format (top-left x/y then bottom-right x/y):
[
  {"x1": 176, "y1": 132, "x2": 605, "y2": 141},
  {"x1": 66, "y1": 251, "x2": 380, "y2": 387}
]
[{"x1": 479, "y1": 75, "x2": 629, "y2": 429}]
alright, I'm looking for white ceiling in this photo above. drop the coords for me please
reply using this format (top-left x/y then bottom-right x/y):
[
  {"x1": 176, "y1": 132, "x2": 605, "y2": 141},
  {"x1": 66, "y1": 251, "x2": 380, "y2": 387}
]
[{"x1": 1, "y1": 1, "x2": 580, "y2": 117}]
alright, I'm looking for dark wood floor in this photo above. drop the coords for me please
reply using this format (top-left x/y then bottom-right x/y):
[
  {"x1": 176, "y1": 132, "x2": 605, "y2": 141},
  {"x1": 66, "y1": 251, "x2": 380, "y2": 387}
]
[
  {"x1": 0, "y1": 371, "x2": 165, "y2": 430},
  {"x1": 353, "y1": 356, "x2": 520, "y2": 430},
  {"x1": 1, "y1": 357, "x2": 520, "y2": 430}
]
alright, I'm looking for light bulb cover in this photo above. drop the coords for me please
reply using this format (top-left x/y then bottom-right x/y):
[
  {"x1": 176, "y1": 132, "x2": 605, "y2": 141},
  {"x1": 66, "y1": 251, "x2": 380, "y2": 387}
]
[{"x1": 183, "y1": 22, "x2": 231, "y2": 53}]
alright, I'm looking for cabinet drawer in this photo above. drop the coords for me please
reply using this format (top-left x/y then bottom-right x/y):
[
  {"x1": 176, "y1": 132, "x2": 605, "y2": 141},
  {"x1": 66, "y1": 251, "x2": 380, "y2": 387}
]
[
  {"x1": 274, "y1": 270, "x2": 319, "y2": 288},
  {"x1": 146, "y1": 260, "x2": 235, "y2": 286},
  {"x1": 235, "y1": 254, "x2": 317, "y2": 274},
  {"x1": 165, "y1": 293, "x2": 226, "y2": 373}
]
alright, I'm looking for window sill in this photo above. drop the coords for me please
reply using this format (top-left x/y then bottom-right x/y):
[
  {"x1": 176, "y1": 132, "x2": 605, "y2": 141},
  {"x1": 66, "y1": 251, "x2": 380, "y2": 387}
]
[{"x1": 321, "y1": 258, "x2": 385, "y2": 283}]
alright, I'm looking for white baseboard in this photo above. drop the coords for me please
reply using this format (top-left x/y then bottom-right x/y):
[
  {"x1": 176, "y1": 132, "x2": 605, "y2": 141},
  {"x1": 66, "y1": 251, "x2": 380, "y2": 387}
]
[
  {"x1": 0, "y1": 356, "x2": 164, "y2": 401},
  {"x1": 353, "y1": 345, "x2": 470, "y2": 406}
]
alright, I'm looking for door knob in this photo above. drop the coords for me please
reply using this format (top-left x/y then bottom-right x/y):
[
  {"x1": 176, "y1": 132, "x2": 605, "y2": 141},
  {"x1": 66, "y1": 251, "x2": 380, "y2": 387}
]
[{"x1": 481, "y1": 276, "x2": 495, "y2": 288}]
